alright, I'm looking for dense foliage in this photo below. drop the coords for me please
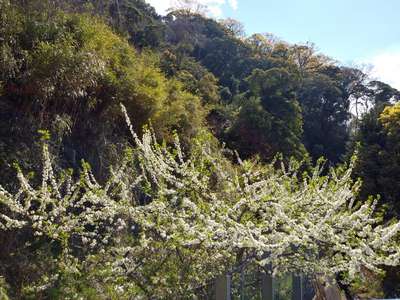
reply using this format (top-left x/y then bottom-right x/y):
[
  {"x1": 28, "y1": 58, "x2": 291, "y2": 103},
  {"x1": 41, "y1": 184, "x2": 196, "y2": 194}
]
[
  {"x1": 1, "y1": 0, "x2": 400, "y2": 298},
  {"x1": 0, "y1": 0, "x2": 206, "y2": 186}
]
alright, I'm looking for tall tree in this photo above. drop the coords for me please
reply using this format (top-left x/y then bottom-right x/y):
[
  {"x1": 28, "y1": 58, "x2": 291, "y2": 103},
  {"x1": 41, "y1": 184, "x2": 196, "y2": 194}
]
[
  {"x1": 226, "y1": 68, "x2": 306, "y2": 161},
  {"x1": 299, "y1": 70, "x2": 350, "y2": 163},
  {"x1": 354, "y1": 103, "x2": 400, "y2": 218}
]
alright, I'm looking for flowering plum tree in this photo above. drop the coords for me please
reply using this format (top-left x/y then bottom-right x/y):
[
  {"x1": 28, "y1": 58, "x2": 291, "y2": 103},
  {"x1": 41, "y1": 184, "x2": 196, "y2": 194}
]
[{"x1": 0, "y1": 105, "x2": 399, "y2": 298}]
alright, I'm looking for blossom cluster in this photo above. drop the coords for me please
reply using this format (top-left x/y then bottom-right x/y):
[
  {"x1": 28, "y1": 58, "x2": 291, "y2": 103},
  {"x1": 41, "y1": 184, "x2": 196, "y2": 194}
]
[{"x1": 0, "y1": 106, "x2": 399, "y2": 298}]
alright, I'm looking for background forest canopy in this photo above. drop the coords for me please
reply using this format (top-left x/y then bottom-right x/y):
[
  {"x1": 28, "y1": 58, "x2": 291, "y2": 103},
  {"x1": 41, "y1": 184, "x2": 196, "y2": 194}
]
[{"x1": 1, "y1": 0, "x2": 400, "y2": 298}]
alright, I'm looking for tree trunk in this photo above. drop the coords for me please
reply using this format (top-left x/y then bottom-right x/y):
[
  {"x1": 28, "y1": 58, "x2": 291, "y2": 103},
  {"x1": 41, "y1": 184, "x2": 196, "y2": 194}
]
[{"x1": 312, "y1": 277, "x2": 347, "y2": 300}]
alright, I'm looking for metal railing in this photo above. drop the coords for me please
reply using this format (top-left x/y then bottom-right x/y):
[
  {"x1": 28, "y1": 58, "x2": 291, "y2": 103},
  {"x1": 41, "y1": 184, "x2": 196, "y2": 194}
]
[{"x1": 215, "y1": 271, "x2": 315, "y2": 300}]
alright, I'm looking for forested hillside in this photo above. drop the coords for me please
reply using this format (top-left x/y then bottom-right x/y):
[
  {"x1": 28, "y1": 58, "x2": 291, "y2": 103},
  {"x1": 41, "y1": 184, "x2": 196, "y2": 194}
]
[{"x1": 1, "y1": 0, "x2": 400, "y2": 298}]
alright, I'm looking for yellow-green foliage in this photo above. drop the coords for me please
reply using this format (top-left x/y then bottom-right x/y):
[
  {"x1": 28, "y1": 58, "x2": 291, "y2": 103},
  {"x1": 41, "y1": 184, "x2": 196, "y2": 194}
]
[
  {"x1": 0, "y1": 277, "x2": 8, "y2": 300},
  {"x1": 2, "y1": 7, "x2": 205, "y2": 141},
  {"x1": 379, "y1": 102, "x2": 400, "y2": 137}
]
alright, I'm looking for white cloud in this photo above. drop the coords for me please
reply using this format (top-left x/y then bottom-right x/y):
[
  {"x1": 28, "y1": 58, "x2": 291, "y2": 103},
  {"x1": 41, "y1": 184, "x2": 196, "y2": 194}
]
[
  {"x1": 146, "y1": 0, "x2": 171, "y2": 15},
  {"x1": 228, "y1": 0, "x2": 238, "y2": 10},
  {"x1": 207, "y1": 5, "x2": 223, "y2": 17},
  {"x1": 145, "y1": 0, "x2": 238, "y2": 17},
  {"x1": 366, "y1": 48, "x2": 400, "y2": 90}
]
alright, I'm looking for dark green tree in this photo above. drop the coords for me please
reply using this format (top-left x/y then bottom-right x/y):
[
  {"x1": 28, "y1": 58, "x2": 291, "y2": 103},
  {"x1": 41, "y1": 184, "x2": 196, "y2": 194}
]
[
  {"x1": 226, "y1": 68, "x2": 306, "y2": 161},
  {"x1": 299, "y1": 71, "x2": 350, "y2": 163},
  {"x1": 354, "y1": 103, "x2": 400, "y2": 218}
]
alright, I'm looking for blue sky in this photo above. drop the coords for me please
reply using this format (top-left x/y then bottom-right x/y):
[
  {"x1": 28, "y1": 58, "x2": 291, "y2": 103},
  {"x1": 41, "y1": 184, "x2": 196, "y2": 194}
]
[
  {"x1": 146, "y1": 0, "x2": 400, "y2": 89},
  {"x1": 227, "y1": 0, "x2": 400, "y2": 62}
]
